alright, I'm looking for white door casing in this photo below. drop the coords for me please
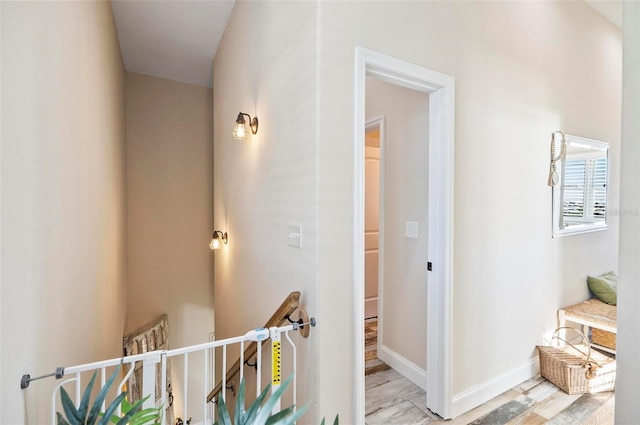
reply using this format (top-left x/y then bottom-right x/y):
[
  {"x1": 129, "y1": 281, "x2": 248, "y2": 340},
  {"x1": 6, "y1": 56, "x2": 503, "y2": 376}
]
[{"x1": 354, "y1": 47, "x2": 455, "y2": 420}]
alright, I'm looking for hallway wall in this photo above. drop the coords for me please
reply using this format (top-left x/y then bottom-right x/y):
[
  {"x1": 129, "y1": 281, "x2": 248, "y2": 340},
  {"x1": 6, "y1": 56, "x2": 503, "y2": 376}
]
[
  {"x1": 212, "y1": 0, "x2": 621, "y2": 421},
  {"x1": 1, "y1": 2, "x2": 126, "y2": 421},
  {"x1": 212, "y1": 0, "x2": 319, "y2": 419},
  {"x1": 124, "y1": 72, "x2": 214, "y2": 419},
  {"x1": 316, "y1": 0, "x2": 621, "y2": 418},
  {"x1": 615, "y1": 2, "x2": 640, "y2": 422}
]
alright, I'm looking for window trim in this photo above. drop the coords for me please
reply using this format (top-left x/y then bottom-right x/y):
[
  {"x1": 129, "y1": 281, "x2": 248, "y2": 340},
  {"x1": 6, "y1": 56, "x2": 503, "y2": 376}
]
[{"x1": 552, "y1": 134, "x2": 609, "y2": 238}]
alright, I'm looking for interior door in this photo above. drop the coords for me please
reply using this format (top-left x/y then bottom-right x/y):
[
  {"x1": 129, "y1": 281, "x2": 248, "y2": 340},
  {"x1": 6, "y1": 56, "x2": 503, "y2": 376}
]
[{"x1": 364, "y1": 136, "x2": 380, "y2": 319}]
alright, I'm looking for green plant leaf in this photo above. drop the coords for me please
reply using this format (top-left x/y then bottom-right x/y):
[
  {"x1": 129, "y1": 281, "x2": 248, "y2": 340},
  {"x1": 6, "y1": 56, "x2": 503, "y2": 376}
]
[
  {"x1": 212, "y1": 374, "x2": 311, "y2": 425},
  {"x1": 290, "y1": 404, "x2": 309, "y2": 424},
  {"x1": 120, "y1": 396, "x2": 161, "y2": 425},
  {"x1": 58, "y1": 364, "x2": 161, "y2": 425},
  {"x1": 105, "y1": 396, "x2": 154, "y2": 425},
  {"x1": 123, "y1": 396, "x2": 145, "y2": 416},
  {"x1": 128, "y1": 408, "x2": 162, "y2": 425},
  {"x1": 215, "y1": 394, "x2": 233, "y2": 425},
  {"x1": 121, "y1": 398, "x2": 134, "y2": 413},
  {"x1": 106, "y1": 414, "x2": 121, "y2": 425},
  {"x1": 97, "y1": 392, "x2": 127, "y2": 425},
  {"x1": 320, "y1": 414, "x2": 339, "y2": 425},
  {"x1": 242, "y1": 382, "x2": 272, "y2": 424},
  {"x1": 77, "y1": 371, "x2": 99, "y2": 421},
  {"x1": 88, "y1": 366, "x2": 122, "y2": 424},
  {"x1": 265, "y1": 405, "x2": 295, "y2": 425},
  {"x1": 113, "y1": 401, "x2": 141, "y2": 425},
  {"x1": 60, "y1": 386, "x2": 82, "y2": 425},
  {"x1": 113, "y1": 402, "x2": 145, "y2": 425},
  {"x1": 57, "y1": 411, "x2": 72, "y2": 425},
  {"x1": 265, "y1": 403, "x2": 308, "y2": 425},
  {"x1": 253, "y1": 374, "x2": 294, "y2": 425},
  {"x1": 235, "y1": 377, "x2": 246, "y2": 425}
]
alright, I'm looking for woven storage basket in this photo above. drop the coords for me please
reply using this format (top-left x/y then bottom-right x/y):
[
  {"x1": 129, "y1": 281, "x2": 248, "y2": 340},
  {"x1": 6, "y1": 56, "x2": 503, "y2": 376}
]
[
  {"x1": 537, "y1": 327, "x2": 616, "y2": 394},
  {"x1": 592, "y1": 328, "x2": 616, "y2": 350}
]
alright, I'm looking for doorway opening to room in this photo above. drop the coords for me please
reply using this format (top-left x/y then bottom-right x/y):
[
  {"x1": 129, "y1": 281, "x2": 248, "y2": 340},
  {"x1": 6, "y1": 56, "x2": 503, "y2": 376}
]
[
  {"x1": 363, "y1": 77, "x2": 432, "y2": 423},
  {"x1": 354, "y1": 47, "x2": 455, "y2": 421},
  {"x1": 363, "y1": 118, "x2": 388, "y2": 380}
]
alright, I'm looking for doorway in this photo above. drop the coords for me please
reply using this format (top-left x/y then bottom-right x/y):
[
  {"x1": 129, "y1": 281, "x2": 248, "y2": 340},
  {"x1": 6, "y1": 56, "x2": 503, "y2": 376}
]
[
  {"x1": 363, "y1": 117, "x2": 388, "y2": 381},
  {"x1": 354, "y1": 47, "x2": 455, "y2": 420},
  {"x1": 364, "y1": 119, "x2": 382, "y2": 321},
  {"x1": 364, "y1": 76, "x2": 430, "y2": 388}
]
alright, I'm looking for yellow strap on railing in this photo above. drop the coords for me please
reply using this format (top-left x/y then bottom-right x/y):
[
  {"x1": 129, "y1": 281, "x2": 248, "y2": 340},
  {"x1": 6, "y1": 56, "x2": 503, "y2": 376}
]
[{"x1": 206, "y1": 291, "x2": 301, "y2": 403}]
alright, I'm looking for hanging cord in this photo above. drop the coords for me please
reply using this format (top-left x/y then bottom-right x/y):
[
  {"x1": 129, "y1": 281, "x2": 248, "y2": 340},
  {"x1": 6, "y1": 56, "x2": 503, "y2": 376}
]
[{"x1": 548, "y1": 131, "x2": 566, "y2": 186}]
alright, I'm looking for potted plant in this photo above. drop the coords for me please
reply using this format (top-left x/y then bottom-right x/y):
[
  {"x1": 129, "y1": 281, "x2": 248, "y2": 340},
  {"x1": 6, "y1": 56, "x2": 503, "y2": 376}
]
[
  {"x1": 56, "y1": 366, "x2": 162, "y2": 425},
  {"x1": 214, "y1": 374, "x2": 338, "y2": 425}
]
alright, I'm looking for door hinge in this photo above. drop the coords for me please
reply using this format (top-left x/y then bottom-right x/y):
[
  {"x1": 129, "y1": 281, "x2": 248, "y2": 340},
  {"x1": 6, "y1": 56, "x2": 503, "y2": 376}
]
[{"x1": 427, "y1": 261, "x2": 433, "y2": 271}]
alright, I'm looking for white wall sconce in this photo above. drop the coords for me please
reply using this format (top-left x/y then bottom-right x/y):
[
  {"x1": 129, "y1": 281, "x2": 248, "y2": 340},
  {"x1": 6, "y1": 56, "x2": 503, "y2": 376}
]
[
  {"x1": 209, "y1": 231, "x2": 228, "y2": 250},
  {"x1": 232, "y1": 112, "x2": 258, "y2": 140}
]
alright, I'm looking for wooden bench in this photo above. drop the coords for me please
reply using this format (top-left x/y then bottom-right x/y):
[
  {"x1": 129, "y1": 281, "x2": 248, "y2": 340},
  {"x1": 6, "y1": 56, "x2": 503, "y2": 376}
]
[{"x1": 558, "y1": 298, "x2": 617, "y2": 355}]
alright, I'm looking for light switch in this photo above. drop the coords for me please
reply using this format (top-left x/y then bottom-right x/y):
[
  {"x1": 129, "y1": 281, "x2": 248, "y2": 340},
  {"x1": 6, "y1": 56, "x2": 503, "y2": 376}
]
[
  {"x1": 288, "y1": 223, "x2": 302, "y2": 248},
  {"x1": 405, "y1": 221, "x2": 419, "y2": 239}
]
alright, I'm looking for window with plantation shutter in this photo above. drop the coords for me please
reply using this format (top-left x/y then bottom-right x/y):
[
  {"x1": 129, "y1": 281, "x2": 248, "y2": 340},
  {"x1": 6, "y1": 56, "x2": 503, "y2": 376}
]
[
  {"x1": 561, "y1": 155, "x2": 607, "y2": 226},
  {"x1": 552, "y1": 134, "x2": 608, "y2": 238}
]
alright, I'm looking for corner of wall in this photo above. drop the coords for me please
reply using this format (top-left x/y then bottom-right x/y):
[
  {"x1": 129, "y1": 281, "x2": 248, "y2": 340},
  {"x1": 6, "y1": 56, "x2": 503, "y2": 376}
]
[{"x1": 451, "y1": 358, "x2": 539, "y2": 418}]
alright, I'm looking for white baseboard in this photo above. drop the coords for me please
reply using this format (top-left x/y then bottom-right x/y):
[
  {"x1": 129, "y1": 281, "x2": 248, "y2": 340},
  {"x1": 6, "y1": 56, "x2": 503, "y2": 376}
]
[
  {"x1": 379, "y1": 345, "x2": 427, "y2": 391},
  {"x1": 451, "y1": 357, "x2": 539, "y2": 418},
  {"x1": 365, "y1": 297, "x2": 378, "y2": 319}
]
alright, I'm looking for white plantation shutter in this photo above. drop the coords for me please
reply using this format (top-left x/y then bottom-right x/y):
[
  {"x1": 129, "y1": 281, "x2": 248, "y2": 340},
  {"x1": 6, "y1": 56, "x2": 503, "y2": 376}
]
[
  {"x1": 562, "y1": 155, "x2": 606, "y2": 223},
  {"x1": 563, "y1": 160, "x2": 586, "y2": 219},
  {"x1": 591, "y1": 157, "x2": 607, "y2": 219}
]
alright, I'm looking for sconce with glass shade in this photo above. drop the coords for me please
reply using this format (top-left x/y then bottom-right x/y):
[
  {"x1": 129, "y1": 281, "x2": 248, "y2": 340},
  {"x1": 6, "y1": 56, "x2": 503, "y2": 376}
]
[
  {"x1": 232, "y1": 112, "x2": 259, "y2": 140},
  {"x1": 209, "y1": 231, "x2": 228, "y2": 250}
]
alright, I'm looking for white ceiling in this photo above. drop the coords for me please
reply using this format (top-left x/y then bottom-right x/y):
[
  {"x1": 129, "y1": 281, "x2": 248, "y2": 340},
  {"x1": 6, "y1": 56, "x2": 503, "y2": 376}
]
[
  {"x1": 110, "y1": 0, "x2": 621, "y2": 90},
  {"x1": 111, "y1": 0, "x2": 235, "y2": 88}
]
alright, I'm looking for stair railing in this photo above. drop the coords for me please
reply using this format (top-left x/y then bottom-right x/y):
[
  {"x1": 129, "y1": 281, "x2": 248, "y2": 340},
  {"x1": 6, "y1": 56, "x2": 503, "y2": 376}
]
[
  {"x1": 20, "y1": 291, "x2": 315, "y2": 425},
  {"x1": 206, "y1": 290, "x2": 310, "y2": 403}
]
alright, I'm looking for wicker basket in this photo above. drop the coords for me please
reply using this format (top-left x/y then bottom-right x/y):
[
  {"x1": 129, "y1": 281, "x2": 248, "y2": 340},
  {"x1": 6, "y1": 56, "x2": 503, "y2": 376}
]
[
  {"x1": 537, "y1": 327, "x2": 616, "y2": 394},
  {"x1": 592, "y1": 328, "x2": 616, "y2": 350}
]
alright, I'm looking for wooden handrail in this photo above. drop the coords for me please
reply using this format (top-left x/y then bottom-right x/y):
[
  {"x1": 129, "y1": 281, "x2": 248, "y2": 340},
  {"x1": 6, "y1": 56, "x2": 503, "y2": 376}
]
[{"x1": 206, "y1": 291, "x2": 301, "y2": 403}]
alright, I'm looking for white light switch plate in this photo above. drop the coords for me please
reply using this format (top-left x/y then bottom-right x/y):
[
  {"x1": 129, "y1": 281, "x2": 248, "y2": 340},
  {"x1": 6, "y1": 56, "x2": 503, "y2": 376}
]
[
  {"x1": 405, "y1": 221, "x2": 419, "y2": 239},
  {"x1": 288, "y1": 223, "x2": 302, "y2": 248}
]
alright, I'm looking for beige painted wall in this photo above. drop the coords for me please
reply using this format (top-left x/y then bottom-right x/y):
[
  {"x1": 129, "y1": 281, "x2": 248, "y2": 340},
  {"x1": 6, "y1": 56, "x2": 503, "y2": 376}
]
[
  {"x1": 317, "y1": 1, "x2": 620, "y2": 418},
  {"x1": 214, "y1": 0, "x2": 620, "y2": 421},
  {"x1": 366, "y1": 78, "x2": 429, "y2": 371},
  {"x1": 1, "y1": 1, "x2": 126, "y2": 422},
  {"x1": 615, "y1": 2, "x2": 640, "y2": 422},
  {"x1": 212, "y1": 0, "x2": 318, "y2": 418},
  {"x1": 125, "y1": 72, "x2": 213, "y2": 419}
]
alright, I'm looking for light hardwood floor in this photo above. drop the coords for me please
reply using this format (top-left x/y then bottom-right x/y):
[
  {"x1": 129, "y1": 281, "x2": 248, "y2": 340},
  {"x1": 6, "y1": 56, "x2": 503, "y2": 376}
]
[{"x1": 364, "y1": 321, "x2": 615, "y2": 425}]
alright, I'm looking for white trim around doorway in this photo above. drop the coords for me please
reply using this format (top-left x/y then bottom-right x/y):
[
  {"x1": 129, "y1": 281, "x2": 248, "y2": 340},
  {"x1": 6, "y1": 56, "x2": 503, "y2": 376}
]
[{"x1": 354, "y1": 47, "x2": 455, "y2": 420}]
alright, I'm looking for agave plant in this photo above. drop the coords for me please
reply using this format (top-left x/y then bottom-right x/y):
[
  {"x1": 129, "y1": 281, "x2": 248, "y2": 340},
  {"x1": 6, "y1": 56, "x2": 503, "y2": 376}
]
[
  {"x1": 320, "y1": 415, "x2": 339, "y2": 425},
  {"x1": 57, "y1": 365, "x2": 161, "y2": 425},
  {"x1": 103, "y1": 396, "x2": 162, "y2": 425},
  {"x1": 214, "y1": 374, "x2": 307, "y2": 425},
  {"x1": 320, "y1": 415, "x2": 340, "y2": 425}
]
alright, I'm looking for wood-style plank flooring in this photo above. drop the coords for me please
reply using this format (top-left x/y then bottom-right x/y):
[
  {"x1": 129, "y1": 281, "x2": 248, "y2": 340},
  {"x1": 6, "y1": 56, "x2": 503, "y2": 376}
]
[
  {"x1": 364, "y1": 320, "x2": 615, "y2": 425},
  {"x1": 365, "y1": 319, "x2": 390, "y2": 376}
]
